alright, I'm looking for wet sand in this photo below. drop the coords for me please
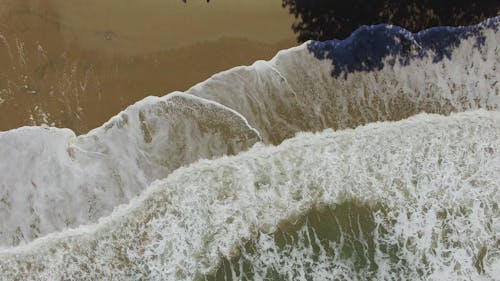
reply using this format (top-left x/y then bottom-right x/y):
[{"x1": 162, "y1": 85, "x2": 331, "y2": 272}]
[{"x1": 0, "y1": 0, "x2": 295, "y2": 133}]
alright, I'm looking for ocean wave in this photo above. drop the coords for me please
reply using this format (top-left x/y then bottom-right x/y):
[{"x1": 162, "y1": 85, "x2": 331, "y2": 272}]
[
  {"x1": 0, "y1": 110, "x2": 499, "y2": 280},
  {"x1": 187, "y1": 17, "x2": 499, "y2": 144},
  {"x1": 0, "y1": 93, "x2": 259, "y2": 248}
]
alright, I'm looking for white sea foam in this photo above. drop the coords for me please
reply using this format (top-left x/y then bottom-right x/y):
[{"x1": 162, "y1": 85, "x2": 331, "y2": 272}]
[
  {"x1": 187, "y1": 24, "x2": 500, "y2": 144},
  {"x1": 0, "y1": 93, "x2": 259, "y2": 247},
  {"x1": 0, "y1": 110, "x2": 498, "y2": 280}
]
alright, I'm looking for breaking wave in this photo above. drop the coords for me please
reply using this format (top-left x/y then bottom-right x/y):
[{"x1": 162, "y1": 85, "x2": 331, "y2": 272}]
[{"x1": 0, "y1": 17, "x2": 499, "y2": 280}]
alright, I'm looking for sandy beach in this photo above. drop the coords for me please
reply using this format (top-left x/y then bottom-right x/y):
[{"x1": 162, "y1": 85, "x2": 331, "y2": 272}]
[{"x1": 0, "y1": 0, "x2": 295, "y2": 133}]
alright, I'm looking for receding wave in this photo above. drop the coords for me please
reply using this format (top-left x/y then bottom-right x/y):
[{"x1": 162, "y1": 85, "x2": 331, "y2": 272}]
[{"x1": 0, "y1": 17, "x2": 499, "y2": 280}]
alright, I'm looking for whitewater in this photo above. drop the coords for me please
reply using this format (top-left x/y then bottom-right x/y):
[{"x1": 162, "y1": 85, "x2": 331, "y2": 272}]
[{"x1": 0, "y1": 17, "x2": 499, "y2": 280}]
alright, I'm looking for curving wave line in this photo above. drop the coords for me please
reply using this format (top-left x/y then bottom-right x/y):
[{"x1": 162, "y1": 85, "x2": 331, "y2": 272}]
[{"x1": 0, "y1": 17, "x2": 498, "y2": 277}]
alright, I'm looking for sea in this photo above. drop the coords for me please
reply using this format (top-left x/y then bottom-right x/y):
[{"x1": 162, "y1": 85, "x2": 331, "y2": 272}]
[{"x1": 0, "y1": 15, "x2": 499, "y2": 281}]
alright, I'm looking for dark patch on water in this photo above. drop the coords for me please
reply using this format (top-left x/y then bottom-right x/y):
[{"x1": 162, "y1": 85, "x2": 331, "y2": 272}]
[
  {"x1": 205, "y1": 202, "x2": 383, "y2": 281},
  {"x1": 307, "y1": 16, "x2": 500, "y2": 78}
]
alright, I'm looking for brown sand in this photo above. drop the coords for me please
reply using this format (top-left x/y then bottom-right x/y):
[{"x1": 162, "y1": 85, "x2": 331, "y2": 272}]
[{"x1": 0, "y1": 0, "x2": 296, "y2": 133}]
